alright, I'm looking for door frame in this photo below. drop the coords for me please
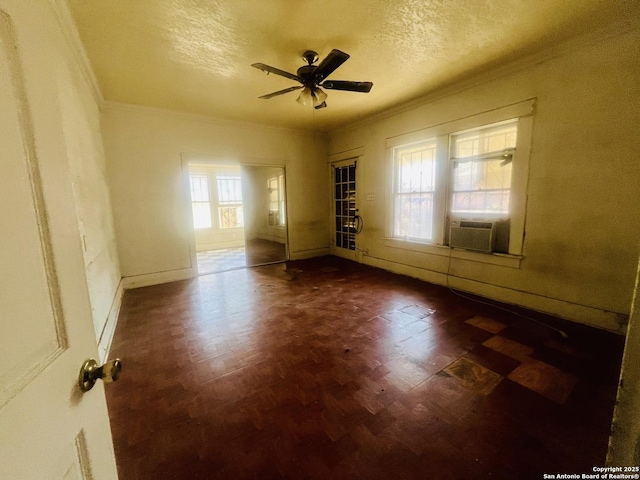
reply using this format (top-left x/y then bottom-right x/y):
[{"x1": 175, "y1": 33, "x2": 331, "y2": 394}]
[
  {"x1": 181, "y1": 155, "x2": 290, "y2": 274},
  {"x1": 329, "y1": 157, "x2": 359, "y2": 261}
]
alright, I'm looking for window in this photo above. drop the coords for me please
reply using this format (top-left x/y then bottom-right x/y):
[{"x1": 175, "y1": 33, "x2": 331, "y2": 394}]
[
  {"x1": 188, "y1": 169, "x2": 244, "y2": 230},
  {"x1": 268, "y1": 174, "x2": 286, "y2": 226},
  {"x1": 216, "y1": 175, "x2": 244, "y2": 229},
  {"x1": 392, "y1": 140, "x2": 437, "y2": 241},
  {"x1": 451, "y1": 121, "x2": 517, "y2": 216},
  {"x1": 189, "y1": 174, "x2": 212, "y2": 229},
  {"x1": 388, "y1": 99, "x2": 533, "y2": 257}
]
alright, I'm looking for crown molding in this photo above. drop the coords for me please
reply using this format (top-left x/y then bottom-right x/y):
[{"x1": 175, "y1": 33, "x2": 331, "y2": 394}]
[
  {"x1": 331, "y1": 17, "x2": 639, "y2": 137},
  {"x1": 102, "y1": 100, "x2": 329, "y2": 140}
]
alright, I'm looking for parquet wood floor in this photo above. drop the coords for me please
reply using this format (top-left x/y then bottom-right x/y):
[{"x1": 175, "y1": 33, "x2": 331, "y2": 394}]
[
  {"x1": 106, "y1": 256, "x2": 624, "y2": 479},
  {"x1": 197, "y1": 239, "x2": 286, "y2": 275}
]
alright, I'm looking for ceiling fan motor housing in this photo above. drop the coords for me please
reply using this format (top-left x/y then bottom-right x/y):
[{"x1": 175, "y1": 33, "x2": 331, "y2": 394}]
[
  {"x1": 301, "y1": 50, "x2": 319, "y2": 65},
  {"x1": 296, "y1": 65, "x2": 318, "y2": 85},
  {"x1": 252, "y1": 48, "x2": 372, "y2": 105}
]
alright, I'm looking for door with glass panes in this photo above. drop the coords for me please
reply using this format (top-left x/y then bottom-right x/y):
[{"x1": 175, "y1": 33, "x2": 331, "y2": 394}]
[{"x1": 331, "y1": 159, "x2": 361, "y2": 260}]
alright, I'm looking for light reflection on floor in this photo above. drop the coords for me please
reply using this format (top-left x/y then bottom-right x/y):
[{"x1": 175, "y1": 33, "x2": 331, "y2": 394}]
[{"x1": 197, "y1": 247, "x2": 246, "y2": 274}]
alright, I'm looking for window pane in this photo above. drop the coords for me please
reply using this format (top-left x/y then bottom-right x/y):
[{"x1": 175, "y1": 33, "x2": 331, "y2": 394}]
[
  {"x1": 219, "y1": 206, "x2": 244, "y2": 228},
  {"x1": 397, "y1": 143, "x2": 436, "y2": 194},
  {"x1": 452, "y1": 190, "x2": 511, "y2": 214},
  {"x1": 278, "y1": 175, "x2": 285, "y2": 226},
  {"x1": 268, "y1": 177, "x2": 278, "y2": 209},
  {"x1": 451, "y1": 121, "x2": 517, "y2": 216},
  {"x1": 189, "y1": 175, "x2": 209, "y2": 202},
  {"x1": 394, "y1": 193, "x2": 433, "y2": 241},
  {"x1": 453, "y1": 158, "x2": 512, "y2": 191},
  {"x1": 393, "y1": 140, "x2": 436, "y2": 241},
  {"x1": 217, "y1": 175, "x2": 242, "y2": 204},
  {"x1": 451, "y1": 159, "x2": 512, "y2": 215},
  {"x1": 192, "y1": 202, "x2": 212, "y2": 228},
  {"x1": 453, "y1": 122, "x2": 517, "y2": 158}
]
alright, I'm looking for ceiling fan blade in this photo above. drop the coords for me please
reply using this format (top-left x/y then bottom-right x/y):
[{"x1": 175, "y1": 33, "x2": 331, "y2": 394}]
[
  {"x1": 251, "y1": 63, "x2": 302, "y2": 82},
  {"x1": 321, "y1": 81, "x2": 373, "y2": 93},
  {"x1": 313, "y1": 49, "x2": 350, "y2": 82},
  {"x1": 258, "y1": 86, "x2": 303, "y2": 99}
]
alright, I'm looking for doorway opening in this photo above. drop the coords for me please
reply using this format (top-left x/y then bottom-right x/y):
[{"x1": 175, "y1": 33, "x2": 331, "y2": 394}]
[
  {"x1": 330, "y1": 158, "x2": 361, "y2": 261},
  {"x1": 187, "y1": 162, "x2": 288, "y2": 274}
]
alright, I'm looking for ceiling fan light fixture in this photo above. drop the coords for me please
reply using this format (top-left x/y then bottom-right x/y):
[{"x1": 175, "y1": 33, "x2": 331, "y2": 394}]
[
  {"x1": 296, "y1": 87, "x2": 313, "y2": 106},
  {"x1": 253, "y1": 48, "x2": 373, "y2": 109},
  {"x1": 312, "y1": 87, "x2": 327, "y2": 107}
]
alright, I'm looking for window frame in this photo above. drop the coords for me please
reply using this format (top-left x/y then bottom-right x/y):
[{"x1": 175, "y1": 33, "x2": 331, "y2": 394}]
[
  {"x1": 187, "y1": 167, "x2": 245, "y2": 231},
  {"x1": 448, "y1": 119, "x2": 518, "y2": 220},
  {"x1": 215, "y1": 174, "x2": 244, "y2": 229},
  {"x1": 391, "y1": 138, "x2": 439, "y2": 243},
  {"x1": 386, "y1": 100, "x2": 534, "y2": 258}
]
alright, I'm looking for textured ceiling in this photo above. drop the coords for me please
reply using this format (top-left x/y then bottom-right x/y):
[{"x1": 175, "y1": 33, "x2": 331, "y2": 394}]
[{"x1": 67, "y1": 0, "x2": 636, "y2": 132}]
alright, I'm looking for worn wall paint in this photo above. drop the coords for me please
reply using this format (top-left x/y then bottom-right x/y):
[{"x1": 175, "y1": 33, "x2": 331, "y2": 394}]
[
  {"x1": 101, "y1": 104, "x2": 329, "y2": 281},
  {"x1": 328, "y1": 27, "x2": 640, "y2": 331},
  {"x1": 57, "y1": 56, "x2": 121, "y2": 344}
]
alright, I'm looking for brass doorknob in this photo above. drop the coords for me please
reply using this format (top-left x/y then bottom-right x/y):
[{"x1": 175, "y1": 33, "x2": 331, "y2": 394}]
[{"x1": 78, "y1": 358, "x2": 122, "y2": 392}]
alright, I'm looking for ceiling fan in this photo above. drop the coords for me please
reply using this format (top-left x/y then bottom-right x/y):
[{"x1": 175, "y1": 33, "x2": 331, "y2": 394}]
[{"x1": 252, "y1": 49, "x2": 373, "y2": 109}]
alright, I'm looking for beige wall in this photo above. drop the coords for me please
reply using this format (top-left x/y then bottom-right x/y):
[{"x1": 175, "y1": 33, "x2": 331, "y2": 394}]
[
  {"x1": 328, "y1": 27, "x2": 640, "y2": 333},
  {"x1": 101, "y1": 104, "x2": 328, "y2": 286}
]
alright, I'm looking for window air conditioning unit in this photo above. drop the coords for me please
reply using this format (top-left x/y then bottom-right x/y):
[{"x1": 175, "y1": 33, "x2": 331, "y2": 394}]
[{"x1": 449, "y1": 220, "x2": 495, "y2": 253}]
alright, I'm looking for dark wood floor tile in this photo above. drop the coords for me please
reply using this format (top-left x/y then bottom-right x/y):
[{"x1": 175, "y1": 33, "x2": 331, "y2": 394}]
[
  {"x1": 106, "y1": 256, "x2": 624, "y2": 479},
  {"x1": 482, "y1": 334, "x2": 535, "y2": 361},
  {"x1": 508, "y1": 358, "x2": 578, "y2": 404},
  {"x1": 399, "y1": 303, "x2": 436, "y2": 318},
  {"x1": 443, "y1": 357, "x2": 503, "y2": 395},
  {"x1": 500, "y1": 322, "x2": 547, "y2": 348},
  {"x1": 464, "y1": 344, "x2": 521, "y2": 377},
  {"x1": 384, "y1": 353, "x2": 434, "y2": 386},
  {"x1": 464, "y1": 314, "x2": 507, "y2": 333}
]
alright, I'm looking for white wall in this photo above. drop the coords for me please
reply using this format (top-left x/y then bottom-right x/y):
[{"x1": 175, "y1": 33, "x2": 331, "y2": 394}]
[
  {"x1": 328, "y1": 26, "x2": 640, "y2": 333},
  {"x1": 101, "y1": 104, "x2": 328, "y2": 286}
]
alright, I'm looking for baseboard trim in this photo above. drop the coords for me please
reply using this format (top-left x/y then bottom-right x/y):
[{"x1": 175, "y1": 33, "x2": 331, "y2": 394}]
[
  {"x1": 362, "y1": 255, "x2": 627, "y2": 334},
  {"x1": 97, "y1": 279, "x2": 124, "y2": 362},
  {"x1": 290, "y1": 247, "x2": 330, "y2": 260},
  {"x1": 122, "y1": 267, "x2": 196, "y2": 290}
]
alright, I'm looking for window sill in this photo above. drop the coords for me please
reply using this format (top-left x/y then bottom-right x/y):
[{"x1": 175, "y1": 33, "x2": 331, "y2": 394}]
[{"x1": 383, "y1": 238, "x2": 522, "y2": 269}]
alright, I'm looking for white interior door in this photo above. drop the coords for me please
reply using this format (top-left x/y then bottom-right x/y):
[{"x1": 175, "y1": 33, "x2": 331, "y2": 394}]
[{"x1": 0, "y1": 6, "x2": 118, "y2": 479}]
